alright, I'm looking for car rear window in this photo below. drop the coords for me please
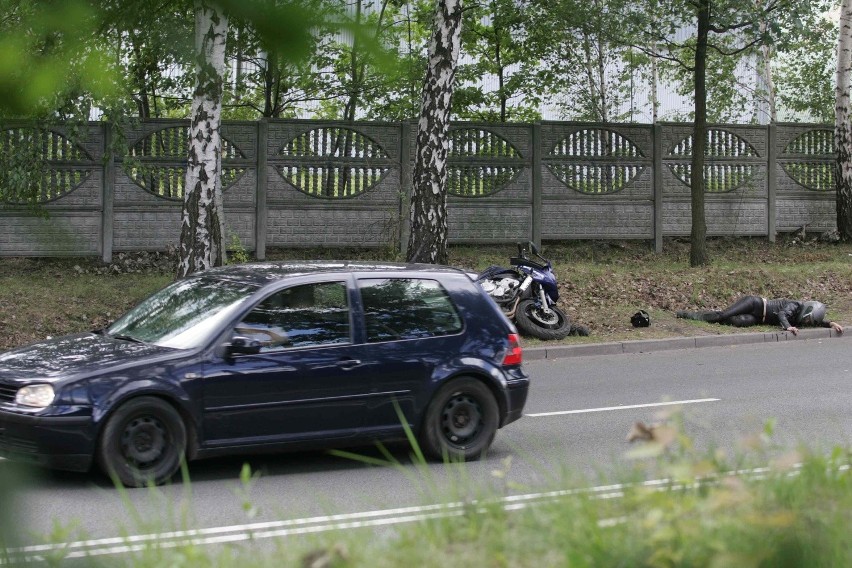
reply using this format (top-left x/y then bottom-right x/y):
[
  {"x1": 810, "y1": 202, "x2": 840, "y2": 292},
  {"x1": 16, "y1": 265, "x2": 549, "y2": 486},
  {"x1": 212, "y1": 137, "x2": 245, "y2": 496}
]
[{"x1": 358, "y1": 278, "x2": 463, "y2": 343}]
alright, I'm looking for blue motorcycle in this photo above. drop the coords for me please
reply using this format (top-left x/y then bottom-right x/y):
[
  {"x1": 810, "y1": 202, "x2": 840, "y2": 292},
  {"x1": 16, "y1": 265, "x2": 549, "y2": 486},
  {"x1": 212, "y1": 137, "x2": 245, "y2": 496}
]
[{"x1": 476, "y1": 242, "x2": 572, "y2": 340}]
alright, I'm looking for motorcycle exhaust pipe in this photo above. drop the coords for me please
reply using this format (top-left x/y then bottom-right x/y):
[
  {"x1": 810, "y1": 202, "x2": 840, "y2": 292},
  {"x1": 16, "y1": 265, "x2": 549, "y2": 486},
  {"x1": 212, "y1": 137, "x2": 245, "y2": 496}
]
[{"x1": 505, "y1": 297, "x2": 520, "y2": 318}]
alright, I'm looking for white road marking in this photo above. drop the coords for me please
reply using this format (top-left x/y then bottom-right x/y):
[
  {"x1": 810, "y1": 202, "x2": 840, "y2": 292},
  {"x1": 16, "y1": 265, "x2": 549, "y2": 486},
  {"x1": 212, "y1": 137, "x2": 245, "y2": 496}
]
[
  {"x1": 3, "y1": 463, "x2": 814, "y2": 564},
  {"x1": 525, "y1": 398, "x2": 720, "y2": 417},
  {"x1": 4, "y1": 486, "x2": 632, "y2": 562}
]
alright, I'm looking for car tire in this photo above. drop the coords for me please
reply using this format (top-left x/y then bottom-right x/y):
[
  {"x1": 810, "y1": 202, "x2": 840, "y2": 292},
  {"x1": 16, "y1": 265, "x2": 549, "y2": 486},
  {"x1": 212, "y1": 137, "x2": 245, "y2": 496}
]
[
  {"x1": 96, "y1": 396, "x2": 187, "y2": 488},
  {"x1": 419, "y1": 377, "x2": 499, "y2": 461}
]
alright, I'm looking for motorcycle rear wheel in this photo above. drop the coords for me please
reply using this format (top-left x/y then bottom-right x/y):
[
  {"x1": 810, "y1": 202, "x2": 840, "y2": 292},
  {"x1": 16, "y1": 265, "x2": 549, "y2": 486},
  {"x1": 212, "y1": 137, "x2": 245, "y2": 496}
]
[{"x1": 515, "y1": 300, "x2": 572, "y2": 340}]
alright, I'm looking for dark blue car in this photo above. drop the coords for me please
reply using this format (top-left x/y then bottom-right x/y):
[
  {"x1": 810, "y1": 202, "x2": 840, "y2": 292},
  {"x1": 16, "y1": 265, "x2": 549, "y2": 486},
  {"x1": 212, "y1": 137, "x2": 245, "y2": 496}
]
[{"x1": 0, "y1": 262, "x2": 528, "y2": 487}]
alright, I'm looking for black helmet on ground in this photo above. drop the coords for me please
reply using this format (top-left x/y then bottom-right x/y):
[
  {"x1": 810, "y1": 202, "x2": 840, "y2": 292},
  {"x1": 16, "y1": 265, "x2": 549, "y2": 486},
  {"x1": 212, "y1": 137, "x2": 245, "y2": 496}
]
[{"x1": 631, "y1": 310, "x2": 650, "y2": 328}]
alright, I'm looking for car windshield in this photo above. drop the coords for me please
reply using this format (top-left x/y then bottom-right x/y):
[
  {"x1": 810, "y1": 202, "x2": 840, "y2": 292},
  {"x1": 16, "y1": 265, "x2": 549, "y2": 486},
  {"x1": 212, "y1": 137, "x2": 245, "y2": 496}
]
[{"x1": 107, "y1": 276, "x2": 260, "y2": 349}]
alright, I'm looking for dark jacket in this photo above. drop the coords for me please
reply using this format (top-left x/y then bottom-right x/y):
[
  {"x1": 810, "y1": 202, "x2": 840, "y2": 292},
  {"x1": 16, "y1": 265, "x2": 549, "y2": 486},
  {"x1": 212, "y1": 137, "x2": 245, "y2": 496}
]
[{"x1": 765, "y1": 298, "x2": 831, "y2": 329}]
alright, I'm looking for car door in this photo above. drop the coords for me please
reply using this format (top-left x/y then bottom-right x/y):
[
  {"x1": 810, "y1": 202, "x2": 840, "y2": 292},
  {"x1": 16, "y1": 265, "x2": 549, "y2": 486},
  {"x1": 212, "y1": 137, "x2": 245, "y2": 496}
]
[
  {"x1": 200, "y1": 279, "x2": 372, "y2": 446},
  {"x1": 355, "y1": 276, "x2": 466, "y2": 431}
]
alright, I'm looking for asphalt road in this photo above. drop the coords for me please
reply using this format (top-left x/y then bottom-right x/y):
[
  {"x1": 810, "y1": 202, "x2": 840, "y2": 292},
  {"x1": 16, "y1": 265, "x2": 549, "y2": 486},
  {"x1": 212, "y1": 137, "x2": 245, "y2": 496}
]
[{"x1": 3, "y1": 334, "x2": 851, "y2": 555}]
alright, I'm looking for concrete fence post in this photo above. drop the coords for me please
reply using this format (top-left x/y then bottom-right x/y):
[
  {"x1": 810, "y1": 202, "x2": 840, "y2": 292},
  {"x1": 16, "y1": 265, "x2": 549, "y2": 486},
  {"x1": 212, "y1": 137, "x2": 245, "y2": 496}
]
[
  {"x1": 767, "y1": 123, "x2": 777, "y2": 242},
  {"x1": 532, "y1": 122, "x2": 543, "y2": 248},
  {"x1": 255, "y1": 118, "x2": 268, "y2": 260},
  {"x1": 101, "y1": 122, "x2": 114, "y2": 263},
  {"x1": 399, "y1": 121, "x2": 412, "y2": 256},
  {"x1": 652, "y1": 123, "x2": 663, "y2": 253}
]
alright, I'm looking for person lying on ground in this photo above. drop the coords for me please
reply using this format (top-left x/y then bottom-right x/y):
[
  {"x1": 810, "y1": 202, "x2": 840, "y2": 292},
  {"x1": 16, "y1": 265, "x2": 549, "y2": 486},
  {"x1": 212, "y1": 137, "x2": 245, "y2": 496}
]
[{"x1": 676, "y1": 295, "x2": 844, "y2": 336}]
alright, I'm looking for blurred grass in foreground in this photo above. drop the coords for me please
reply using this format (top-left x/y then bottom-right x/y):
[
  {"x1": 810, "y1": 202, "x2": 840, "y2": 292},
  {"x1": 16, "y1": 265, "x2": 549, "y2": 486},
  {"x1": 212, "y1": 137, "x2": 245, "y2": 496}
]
[{"x1": 5, "y1": 413, "x2": 852, "y2": 567}]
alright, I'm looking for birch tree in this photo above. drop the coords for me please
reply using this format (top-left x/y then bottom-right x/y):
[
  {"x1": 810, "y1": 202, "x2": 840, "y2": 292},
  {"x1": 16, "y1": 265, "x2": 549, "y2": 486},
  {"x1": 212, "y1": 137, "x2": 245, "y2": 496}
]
[
  {"x1": 406, "y1": 0, "x2": 463, "y2": 264},
  {"x1": 177, "y1": 1, "x2": 229, "y2": 277},
  {"x1": 836, "y1": 0, "x2": 852, "y2": 241}
]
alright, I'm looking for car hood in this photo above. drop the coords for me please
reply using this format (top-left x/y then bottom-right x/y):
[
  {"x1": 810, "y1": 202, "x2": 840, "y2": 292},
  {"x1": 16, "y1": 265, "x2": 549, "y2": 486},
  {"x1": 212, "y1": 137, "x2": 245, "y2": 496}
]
[{"x1": 0, "y1": 333, "x2": 178, "y2": 382}]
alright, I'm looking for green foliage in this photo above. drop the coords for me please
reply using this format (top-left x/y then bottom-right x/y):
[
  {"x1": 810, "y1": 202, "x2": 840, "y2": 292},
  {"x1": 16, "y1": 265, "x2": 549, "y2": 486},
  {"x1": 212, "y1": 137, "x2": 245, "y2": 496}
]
[
  {"x1": 773, "y1": 1, "x2": 838, "y2": 122},
  {"x1": 664, "y1": 40, "x2": 761, "y2": 123},
  {"x1": 453, "y1": 0, "x2": 541, "y2": 121},
  {"x1": 227, "y1": 233, "x2": 252, "y2": 264},
  {"x1": 222, "y1": 0, "x2": 340, "y2": 119},
  {"x1": 98, "y1": 1, "x2": 194, "y2": 119},
  {"x1": 524, "y1": 0, "x2": 631, "y2": 121},
  {"x1": 319, "y1": 0, "x2": 433, "y2": 121},
  {"x1": 0, "y1": 124, "x2": 49, "y2": 216},
  {"x1": 0, "y1": 0, "x2": 843, "y2": 126},
  {"x1": 0, "y1": 0, "x2": 118, "y2": 117}
]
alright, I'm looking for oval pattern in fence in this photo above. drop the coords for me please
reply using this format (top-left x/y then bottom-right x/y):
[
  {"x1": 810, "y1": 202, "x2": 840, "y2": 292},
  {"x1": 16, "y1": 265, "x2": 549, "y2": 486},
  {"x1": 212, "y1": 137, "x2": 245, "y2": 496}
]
[
  {"x1": 126, "y1": 127, "x2": 246, "y2": 200},
  {"x1": 0, "y1": 127, "x2": 94, "y2": 203},
  {"x1": 277, "y1": 127, "x2": 390, "y2": 198},
  {"x1": 447, "y1": 128, "x2": 524, "y2": 197},
  {"x1": 667, "y1": 129, "x2": 759, "y2": 193},
  {"x1": 547, "y1": 128, "x2": 645, "y2": 194},
  {"x1": 780, "y1": 129, "x2": 834, "y2": 192}
]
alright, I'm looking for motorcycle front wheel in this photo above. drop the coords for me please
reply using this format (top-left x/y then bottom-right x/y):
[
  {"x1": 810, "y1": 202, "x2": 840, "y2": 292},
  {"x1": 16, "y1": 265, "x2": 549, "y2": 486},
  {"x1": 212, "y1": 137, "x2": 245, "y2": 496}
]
[{"x1": 515, "y1": 300, "x2": 572, "y2": 340}]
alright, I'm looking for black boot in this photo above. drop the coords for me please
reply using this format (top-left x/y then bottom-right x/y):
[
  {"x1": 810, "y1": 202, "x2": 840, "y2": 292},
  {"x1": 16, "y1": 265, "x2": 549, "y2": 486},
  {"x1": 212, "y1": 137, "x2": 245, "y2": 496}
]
[
  {"x1": 676, "y1": 310, "x2": 701, "y2": 320},
  {"x1": 677, "y1": 310, "x2": 721, "y2": 322},
  {"x1": 702, "y1": 311, "x2": 723, "y2": 323}
]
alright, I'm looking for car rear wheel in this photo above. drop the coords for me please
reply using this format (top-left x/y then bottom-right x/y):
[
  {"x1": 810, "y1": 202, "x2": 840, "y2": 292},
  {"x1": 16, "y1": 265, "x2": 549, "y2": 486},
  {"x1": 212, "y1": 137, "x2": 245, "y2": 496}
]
[
  {"x1": 419, "y1": 377, "x2": 498, "y2": 461},
  {"x1": 97, "y1": 396, "x2": 186, "y2": 487}
]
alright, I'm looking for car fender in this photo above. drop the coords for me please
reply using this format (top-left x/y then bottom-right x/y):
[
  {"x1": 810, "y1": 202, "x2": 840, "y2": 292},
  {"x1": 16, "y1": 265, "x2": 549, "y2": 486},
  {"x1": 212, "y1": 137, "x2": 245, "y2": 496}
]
[
  {"x1": 427, "y1": 356, "x2": 510, "y2": 418},
  {"x1": 89, "y1": 375, "x2": 197, "y2": 434}
]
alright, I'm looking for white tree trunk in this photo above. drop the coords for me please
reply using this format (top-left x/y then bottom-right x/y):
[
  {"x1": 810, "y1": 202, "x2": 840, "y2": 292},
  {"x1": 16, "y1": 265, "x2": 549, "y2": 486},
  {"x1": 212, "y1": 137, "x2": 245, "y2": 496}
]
[
  {"x1": 406, "y1": 0, "x2": 462, "y2": 264},
  {"x1": 837, "y1": 0, "x2": 852, "y2": 241},
  {"x1": 650, "y1": 47, "x2": 659, "y2": 123},
  {"x1": 178, "y1": 1, "x2": 229, "y2": 277},
  {"x1": 757, "y1": 1, "x2": 776, "y2": 123}
]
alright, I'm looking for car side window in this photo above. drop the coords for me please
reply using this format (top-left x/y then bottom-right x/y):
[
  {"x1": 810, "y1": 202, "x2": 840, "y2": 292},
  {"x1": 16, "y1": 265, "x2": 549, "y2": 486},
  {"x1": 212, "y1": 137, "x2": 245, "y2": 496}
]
[
  {"x1": 358, "y1": 278, "x2": 462, "y2": 343},
  {"x1": 235, "y1": 282, "x2": 350, "y2": 352}
]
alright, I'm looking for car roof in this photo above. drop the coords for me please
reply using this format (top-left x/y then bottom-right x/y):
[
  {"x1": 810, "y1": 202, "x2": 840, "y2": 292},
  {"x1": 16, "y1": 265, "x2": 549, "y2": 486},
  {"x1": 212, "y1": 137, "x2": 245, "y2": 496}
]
[{"x1": 199, "y1": 260, "x2": 469, "y2": 286}]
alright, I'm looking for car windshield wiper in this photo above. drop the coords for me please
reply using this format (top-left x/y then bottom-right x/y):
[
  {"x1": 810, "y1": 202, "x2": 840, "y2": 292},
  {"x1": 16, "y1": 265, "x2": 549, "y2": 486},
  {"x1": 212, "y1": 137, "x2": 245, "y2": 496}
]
[{"x1": 110, "y1": 334, "x2": 146, "y2": 344}]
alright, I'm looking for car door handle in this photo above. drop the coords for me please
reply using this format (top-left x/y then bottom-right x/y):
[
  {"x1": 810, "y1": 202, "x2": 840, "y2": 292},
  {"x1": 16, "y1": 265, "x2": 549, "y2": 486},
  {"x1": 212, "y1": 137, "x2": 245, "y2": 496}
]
[{"x1": 337, "y1": 358, "x2": 362, "y2": 370}]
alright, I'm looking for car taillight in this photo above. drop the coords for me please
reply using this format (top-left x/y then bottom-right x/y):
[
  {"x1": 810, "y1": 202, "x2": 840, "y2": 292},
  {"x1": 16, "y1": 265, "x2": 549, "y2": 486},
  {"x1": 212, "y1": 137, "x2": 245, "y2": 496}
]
[{"x1": 502, "y1": 333, "x2": 523, "y2": 366}]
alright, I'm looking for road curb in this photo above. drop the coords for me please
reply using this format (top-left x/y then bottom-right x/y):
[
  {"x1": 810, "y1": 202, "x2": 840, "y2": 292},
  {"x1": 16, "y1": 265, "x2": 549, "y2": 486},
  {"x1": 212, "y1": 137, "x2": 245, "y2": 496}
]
[{"x1": 524, "y1": 326, "x2": 848, "y2": 360}]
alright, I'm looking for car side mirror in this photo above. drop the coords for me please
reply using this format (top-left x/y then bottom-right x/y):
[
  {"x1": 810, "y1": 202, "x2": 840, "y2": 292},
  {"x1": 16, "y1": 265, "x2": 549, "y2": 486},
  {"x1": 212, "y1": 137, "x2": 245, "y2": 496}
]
[{"x1": 228, "y1": 336, "x2": 262, "y2": 356}]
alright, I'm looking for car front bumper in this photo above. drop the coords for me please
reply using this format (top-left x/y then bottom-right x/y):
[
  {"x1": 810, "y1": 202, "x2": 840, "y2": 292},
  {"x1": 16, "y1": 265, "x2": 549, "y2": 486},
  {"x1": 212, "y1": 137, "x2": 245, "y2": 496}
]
[{"x1": 0, "y1": 405, "x2": 96, "y2": 472}]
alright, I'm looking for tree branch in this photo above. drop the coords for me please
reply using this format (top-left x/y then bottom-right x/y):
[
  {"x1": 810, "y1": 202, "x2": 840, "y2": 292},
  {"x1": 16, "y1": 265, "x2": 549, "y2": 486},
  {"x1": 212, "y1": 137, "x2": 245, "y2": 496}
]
[
  {"x1": 707, "y1": 36, "x2": 761, "y2": 57},
  {"x1": 708, "y1": 0, "x2": 781, "y2": 33},
  {"x1": 630, "y1": 43, "x2": 695, "y2": 73}
]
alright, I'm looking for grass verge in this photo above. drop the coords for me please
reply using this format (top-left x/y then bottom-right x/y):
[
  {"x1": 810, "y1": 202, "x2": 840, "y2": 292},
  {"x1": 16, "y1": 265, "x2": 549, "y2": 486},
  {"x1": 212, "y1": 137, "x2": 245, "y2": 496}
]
[{"x1": 1, "y1": 236, "x2": 850, "y2": 352}]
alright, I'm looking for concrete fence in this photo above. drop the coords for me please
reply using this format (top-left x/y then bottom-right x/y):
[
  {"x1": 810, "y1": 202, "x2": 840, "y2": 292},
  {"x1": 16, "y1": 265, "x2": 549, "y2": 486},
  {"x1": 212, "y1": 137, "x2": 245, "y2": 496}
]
[{"x1": 0, "y1": 119, "x2": 836, "y2": 261}]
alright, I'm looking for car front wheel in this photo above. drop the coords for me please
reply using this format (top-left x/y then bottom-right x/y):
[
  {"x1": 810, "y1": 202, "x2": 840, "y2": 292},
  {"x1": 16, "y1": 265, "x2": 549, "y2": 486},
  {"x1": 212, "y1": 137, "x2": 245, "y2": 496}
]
[
  {"x1": 96, "y1": 396, "x2": 187, "y2": 487},
  {"x1": 419, "y1": 377, "x2": 499, "y2": 461}
]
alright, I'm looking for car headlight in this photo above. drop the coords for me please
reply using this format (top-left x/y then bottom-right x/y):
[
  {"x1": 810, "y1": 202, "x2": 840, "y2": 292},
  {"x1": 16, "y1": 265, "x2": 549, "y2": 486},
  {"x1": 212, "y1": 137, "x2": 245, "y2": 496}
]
[{"x1": 15, "y1": 384, "x2": 55, "y2": 408}]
